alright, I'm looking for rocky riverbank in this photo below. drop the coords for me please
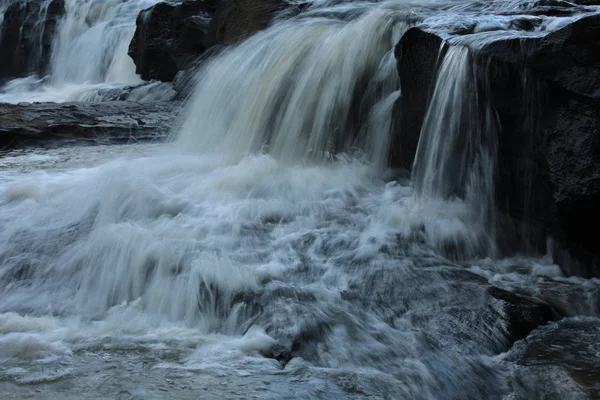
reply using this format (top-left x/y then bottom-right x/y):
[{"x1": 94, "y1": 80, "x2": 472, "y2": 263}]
[{"x1": 0, "y1": 101, "x2": 177, "y2": 148}]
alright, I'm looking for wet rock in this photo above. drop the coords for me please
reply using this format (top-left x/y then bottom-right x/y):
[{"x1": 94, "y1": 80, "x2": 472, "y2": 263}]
[
  {"x1": 213, "y1": 0, "x2": 288, "y2": 45},
  {"x1": 0, "y1": 0, "x2": 65, "y2": 80},
  {"x1": 259, "y1": 343, "x2": 293, "y2": 366},
  {"x1": 481, "y1": 13, "x2": 600, "y2": 277},
  {"x1": 392, "y1": 14, "x2": 600, "y2": 277},
  {"x1": 129, "y1": 0, "x2": 295, "y2": 83},
  {"x1": 128, "y1": 0, "x2": 217, "y2": 82},
  {"x1": 488, "y1": 286, "x2": 563, "y2": 345},
  {"x1": 504, "y1": 318, "x2": 600, "y2": 398},
  {"x1": 0, "y1": 101, "x2": 177, "y2": 149},
  {"x1": 390, "y1": 28, "x2": 443, "y2": 169}
]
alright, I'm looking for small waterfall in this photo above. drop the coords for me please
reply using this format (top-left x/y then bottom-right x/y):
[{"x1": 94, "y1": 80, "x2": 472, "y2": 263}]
[
  {"x1": 0, "y1": 0, "x2": 63, "y2": 78},
  {"x1": 0, "y1": 2, "x2": 6, "y2": 42},
  {"x1": 28, "y1": 0, "x2": 52, "y2": 72},
  {"x1": 0, "y1": 0, "x2": 173, "y2": 102},
  {"x1": 176, "y1": 9, "x2": 407, "y2": 167},
  {"x1": 50, "y1": 0, "x2": 161, "y2": 85},
  {"x1": 411, "y1": 45, "x2": 498, "y2": 259}
]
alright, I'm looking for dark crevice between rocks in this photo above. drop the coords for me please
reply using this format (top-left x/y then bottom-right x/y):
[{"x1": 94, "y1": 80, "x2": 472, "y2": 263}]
[{"x1": 488, "y1": 286, "x2": 564, "y2": 346}]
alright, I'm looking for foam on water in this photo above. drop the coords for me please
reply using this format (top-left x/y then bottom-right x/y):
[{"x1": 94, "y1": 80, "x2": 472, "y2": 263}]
[{"x1": 1, "y1": 143, "x2": 599, "y2": 397}]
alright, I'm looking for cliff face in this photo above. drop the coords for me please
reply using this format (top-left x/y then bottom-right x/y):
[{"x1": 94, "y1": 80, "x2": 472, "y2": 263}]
[{"x1": 392, "y1": 14, "x2": 600, "y2": 277}]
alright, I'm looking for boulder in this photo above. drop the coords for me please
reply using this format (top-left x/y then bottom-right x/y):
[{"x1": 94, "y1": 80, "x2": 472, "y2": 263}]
[
  {"x1": 480, "y1": 14, "x2": 600, "y2": 276},
  {"x1": 392, "y1": 13, "x2": 600, "y2": 277},
  {"x1": 0, "y1": 101, "x2": 177, "y2": 148},
  {"x1": 128, "y1": 0, "x2": 299, "y2": 83},
  {"x1": 128, "y1": 0, "x2": 217, "y2": 82},
  {"x1": 0, "y1": 0, "x2": 65, "y2": 80}
]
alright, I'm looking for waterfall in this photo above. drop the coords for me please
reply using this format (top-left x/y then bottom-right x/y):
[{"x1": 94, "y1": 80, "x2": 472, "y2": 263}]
[
  {"x1": 176, "y1": 8, "x2": 406, "y2": 167},
  {"x1": 0, "y1": 0, "x2": 167, "y2": 103},
  {"x1": 411, "y1": 45, "x2": 498, "y2": 259},
  {"x1": 28, "y1": 0, "x2": 52, "y2": 72},
  {"x1": 50, "y1": 0, "x2": 161, "y2": 85}
]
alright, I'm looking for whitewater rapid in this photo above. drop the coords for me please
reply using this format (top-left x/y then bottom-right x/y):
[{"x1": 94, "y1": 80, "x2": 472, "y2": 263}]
[{"x1": 1, "y1": 143, "x2": 599, "y2": 398}]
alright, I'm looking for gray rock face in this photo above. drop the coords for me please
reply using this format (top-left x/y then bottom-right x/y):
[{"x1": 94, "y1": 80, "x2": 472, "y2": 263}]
[
  {"x1": 392, "y1": 14, "x2": 600, "y2": 277},
  {"x1": 128, "y1": 0, "x2": 302, "y2": 83},
  {"x1": 0, "y1": 0, "x2": 65, "y2": 80},
  {"x1": 0, "y1": 101, "x2": 177, "y2": 148}
]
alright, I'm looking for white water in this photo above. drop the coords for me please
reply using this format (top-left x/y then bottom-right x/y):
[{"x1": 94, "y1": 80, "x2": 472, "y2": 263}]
[
  {"x1": 0, "y1": 0, "x2": 168, "y2": 103},
  {"x1": 177, "y1": 8, "x2": 405, "y2": 167},
  {"x1": 1, "y1": 0, "x2": 600, "y2": 398},
  {"x1": 1, "y1": 144, "x2": 598, "y2": 398},
  {"x1": 412, "y1": 45, "x2": 497, "y2": 260}
]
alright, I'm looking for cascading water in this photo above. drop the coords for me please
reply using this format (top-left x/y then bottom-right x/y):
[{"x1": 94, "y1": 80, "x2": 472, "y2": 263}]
[
  {"x1": 411, "y1": 45, "x2": 498, "y2": 260},
  {"x1": 177, "y1": 8, "x2": 406, "y2": 167},
  {"x1": 1, "y1": 0, "x2": 600, "y2": 398},
  {"x1": 0, "y1": 0, "x2": 173, "y2": 103},
  {"x1": 50, "y1": 0, "x2": 157, "y2": 85}
]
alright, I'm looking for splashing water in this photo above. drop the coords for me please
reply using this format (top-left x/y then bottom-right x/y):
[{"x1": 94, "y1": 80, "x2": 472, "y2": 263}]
[{"x1": 411, "y1": 45, "x2": 497, "y2": 260}]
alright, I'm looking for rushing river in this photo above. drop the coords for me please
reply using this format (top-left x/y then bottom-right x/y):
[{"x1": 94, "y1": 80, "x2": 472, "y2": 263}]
[{"x1": 1, "y1": 0, "x2": 600, "y2": 398}]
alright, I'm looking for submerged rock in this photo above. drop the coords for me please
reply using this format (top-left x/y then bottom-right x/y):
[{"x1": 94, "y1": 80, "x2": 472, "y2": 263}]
[
  {"x1": 488, "y1": 286, "x2": 563, "y2": 345},
  {"x1": 392, "y1": 14, "x2": 600, "y2": 277},
  {"x1": 0, "y1": 0, "x2": 65, "y2": 80},
  {"x1": 0, "y1": 101, "x2": 176, "y2": 148},
  {"x1": 129, "y1": 0, "x2": 296, "y2": 82}
]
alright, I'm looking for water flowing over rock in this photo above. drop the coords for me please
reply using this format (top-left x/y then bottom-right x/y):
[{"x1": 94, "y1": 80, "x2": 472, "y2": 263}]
[
  {"x1": 393, "y1": 13, "x2": 600, "y2": 277},
  {"x1": 175, "y1": 8, "x2": 403, "y2": 165},
  {"x1": 0, "y1": 0, "x2": 65, "y2": 80},
  {"x1": 0, "y1": 0, "x2": 169, "y2": 103},
  {"x1": 128, "y1": 0, "x2": 299, "y2": 82}
]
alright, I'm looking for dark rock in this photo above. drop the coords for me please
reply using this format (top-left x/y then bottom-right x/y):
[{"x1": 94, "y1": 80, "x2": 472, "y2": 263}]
[
  {"x1": 0, "y1": 0, "x2": 65, "y2": 80},
  {"x1": 392, "y1": 14, "x2": 600, "y2": 277},
  {"x1": 129, "y1": 0, "x2": 292, "y2": 83},
  {"x1": 481, "y1": 14, "x2": 600, "y2": 276},
  {"x1": 504, "y1": 318, "x2": 600, "y2": 398},
  {"x1": 390, "y1": 28, "x2": 443, "y2": 169},
  {"x1": 0, "y1": 101, "x2": 177, "y2": 149},
  {"x1": 128, "y1": 1, "x2": 216, "y2": 82},
  {"x1": 213, "y1": 0, "x2": 287, "y2": 45},
  {"x1": 488, "y1": 286, "x2": 563, "y2": 345}
]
